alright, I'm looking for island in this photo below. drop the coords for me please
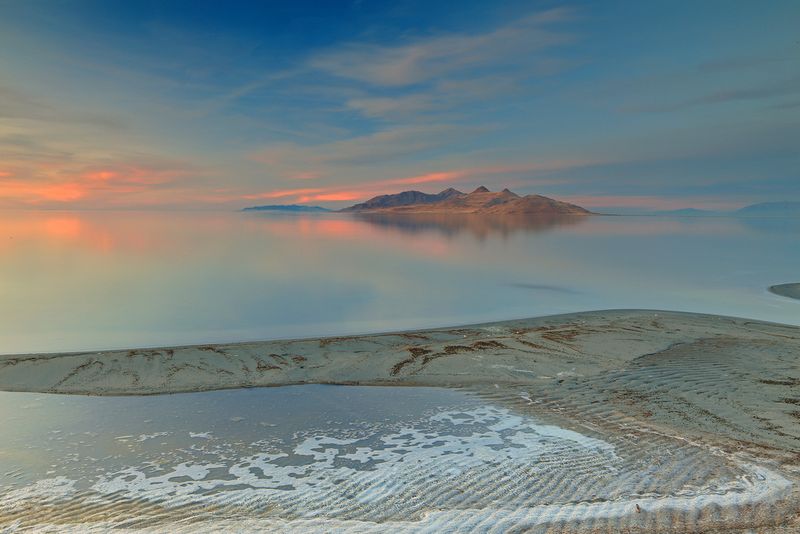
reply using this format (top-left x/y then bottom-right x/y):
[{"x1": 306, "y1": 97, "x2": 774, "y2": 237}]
[{"x1": 340, "y1": 186, "x2": 592, "y2": 215}]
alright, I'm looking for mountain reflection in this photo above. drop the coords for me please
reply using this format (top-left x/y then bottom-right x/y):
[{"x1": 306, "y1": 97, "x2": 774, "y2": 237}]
[{"x1": 350, "y1": 212, "x2": 588, "y2": 239}]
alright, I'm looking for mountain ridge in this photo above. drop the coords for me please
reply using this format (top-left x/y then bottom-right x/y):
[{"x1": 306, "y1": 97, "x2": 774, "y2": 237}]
[
  {"x1": 339, "y1": 186, "x2": 592, "y2": 216},
  {"x1": 595, "y1": 201, "x2": 800, "y2": 217},
  {"x1": 339, "y1": 187, "x2": 464, "y2": 212},
  {"x1": 736, "y1": 201, "x2": 800, "y2": 217}
]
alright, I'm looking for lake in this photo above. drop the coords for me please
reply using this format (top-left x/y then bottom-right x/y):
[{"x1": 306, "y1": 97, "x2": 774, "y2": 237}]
[
  {"x1": 0, "y1": 210, "x2": 798, "y2": 355},
  {"x1": 1, "y1": 211, "x2": 798, "y2": 531}
]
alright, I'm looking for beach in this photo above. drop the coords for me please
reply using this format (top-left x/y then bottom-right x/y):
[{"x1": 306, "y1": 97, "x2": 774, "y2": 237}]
[
  {"x1": 4, "y1": 1, "x2": 799, "y2": 530},
  {"x1": 1, "y1": 309, "x2": 799, "y2": 531}
]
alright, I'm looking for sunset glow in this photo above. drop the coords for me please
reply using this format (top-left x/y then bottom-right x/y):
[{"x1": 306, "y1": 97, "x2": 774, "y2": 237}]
[
  {"x1": 0, "y1": 2, "x2": 795, "y2": 211},
  {"x1": 1, "y1": 4, "x2": 799, "y2": 531}
]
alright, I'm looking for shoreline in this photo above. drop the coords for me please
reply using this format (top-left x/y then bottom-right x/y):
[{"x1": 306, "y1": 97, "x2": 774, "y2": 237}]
[
  {"x1": 2, "y1": 308, "x2": 799, "y2": 395},
  {"x1": 4, "y1": 307, "x2": 798, "y2": 456},
  {"x1": 2, "y1": 308, "x2": 799, "y2": 531}
]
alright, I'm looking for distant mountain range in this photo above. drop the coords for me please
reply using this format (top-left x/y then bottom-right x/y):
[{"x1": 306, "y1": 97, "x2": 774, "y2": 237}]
[
  {"x1": 735, "y1": 202, "x2": 800, "y2": 216},
  {"x1": 640, "y1": 201, "x2": 800, "y2": 217},
  {"x1": 243, "y1": 195, "x2": 800, "y2": 218},
  {"x1": 340, "y1": 186, "x2": 592, "y2": 216},
  {"x1": 242, "y1": 204, "x2": 331, "y2": 213}
]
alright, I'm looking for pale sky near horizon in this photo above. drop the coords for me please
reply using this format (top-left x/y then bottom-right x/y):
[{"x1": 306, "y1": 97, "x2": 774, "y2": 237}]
[{"x1": 0, "y1": 0, "x2": 798, "y2": 211}]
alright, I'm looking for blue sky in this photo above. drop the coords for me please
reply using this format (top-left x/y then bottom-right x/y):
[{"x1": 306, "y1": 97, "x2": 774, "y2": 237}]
[{"x1": 0, "y1": 0, "x2": 798, "y2": 209}]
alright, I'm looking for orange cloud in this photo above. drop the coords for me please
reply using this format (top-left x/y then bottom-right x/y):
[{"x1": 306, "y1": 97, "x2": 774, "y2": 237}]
[
  {"x1": 0, "y1": 178, "x2": 87, "y2": 203},
  {"x1": 83, "y1": 170, "x2": 118, "y2": 181},
  {"x1": 244, "y1": 163, "x2": 563, "y2": 206},
  {"x1": 240, "y1": 160, "x2": 587, "y2": 207},
  {"x1": 243, "y1": 188, "x2": 324, "y2": 200},
  {"x1": 246, "y1": 170, "x2": 470, "y2": 205},
  {"x1": 0, "y1": 159, "x2": 200, "y2": 208},
  {"x1": 79, "y1": 165, "x2": 187, "y2": 186},
  {"x1": 298, "y1": 191, "x2": 363, "y2": 202}
]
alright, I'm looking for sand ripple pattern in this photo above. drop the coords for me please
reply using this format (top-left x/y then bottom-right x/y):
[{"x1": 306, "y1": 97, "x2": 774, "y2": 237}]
[
  {"x1": 0, "y1": 400, "x2": 794, "y2": 533},
  {"x1": 2, "y1": 310, "x2": 800, "y2": 531}
]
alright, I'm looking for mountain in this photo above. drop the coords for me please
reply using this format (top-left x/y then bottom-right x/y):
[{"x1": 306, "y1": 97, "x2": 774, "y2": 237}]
[
  {"x1": 339, "y1": 187, "x2": 463, "y2": 212},
  {"x1": 341, "y1": 186, "x2": 591, "y2": 216},
  {"x1": 598, "y1": 203, "x2": 800, "y2": 217},
  {"x1": 243, "y1": 204, "x2": 330, "y2": 212},
  {"x1": 736, "y1": 202, "x2": 800, "y2": 217}
]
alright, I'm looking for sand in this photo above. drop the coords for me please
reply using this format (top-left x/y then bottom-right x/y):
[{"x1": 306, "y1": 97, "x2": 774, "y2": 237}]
[
  {"x1": 2, "y1": 309, "x2": 800, "y2": 531},
  {"x1": 771, "y1": 283, "x2": 800, "y2": 300},
  {"x1": 2, "y1": 309, "x2": 799, "y2": 453},
  {"x1": 0, "y1": 309, "x2": 796, "y2": 394}
]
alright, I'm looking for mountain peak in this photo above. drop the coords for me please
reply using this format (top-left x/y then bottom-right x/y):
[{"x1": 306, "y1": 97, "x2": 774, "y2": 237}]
[
  {"x1": 438, "y1": 187, "x2": 464, "y2": 196},
  {"x1": 472, "y1": 186, "x2": 490, "y2": 194}
]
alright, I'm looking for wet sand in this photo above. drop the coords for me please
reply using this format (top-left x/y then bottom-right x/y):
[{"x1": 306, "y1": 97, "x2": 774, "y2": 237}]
[
  {"x1": 0, "y1": 385, "x2": 797, "y2": 533},
  {"x1": 1, "y1": 309, "x2": 799, "y2": 532}
]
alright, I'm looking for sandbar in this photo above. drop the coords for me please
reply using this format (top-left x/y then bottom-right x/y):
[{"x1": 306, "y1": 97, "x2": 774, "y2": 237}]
[{"x1": 770, "y1": 282, "x2": 800, "y2": 300}]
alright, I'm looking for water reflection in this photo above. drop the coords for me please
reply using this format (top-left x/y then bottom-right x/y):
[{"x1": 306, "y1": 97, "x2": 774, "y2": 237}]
[
  {"x1": 737, "y1": 216, "x2": 800, "y2": 235},
  {"x1": 1, "y1": 210, "x2": 798, "y2": 355},
  {"x1": 351, "y1": 212, "x2": 588, "y2": 240}
]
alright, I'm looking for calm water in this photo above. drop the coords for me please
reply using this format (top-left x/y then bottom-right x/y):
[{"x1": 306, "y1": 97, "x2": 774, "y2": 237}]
[{"x1": 1, "y1": 210, "x2": 798, "y2": 354}]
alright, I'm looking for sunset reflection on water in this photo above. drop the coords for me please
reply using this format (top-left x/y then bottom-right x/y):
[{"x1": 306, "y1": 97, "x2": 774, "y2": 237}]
[{"x1": 1, "y1": 210, "x2": 797, "y2": 355}]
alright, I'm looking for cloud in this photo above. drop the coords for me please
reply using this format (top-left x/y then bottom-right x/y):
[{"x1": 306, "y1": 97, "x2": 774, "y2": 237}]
[
  {"x1": 0, "y1": 157, "x2": 202, "y2": 207},
  {"x1": 249, "y1": 123, "x2": 477, "y2": 172},
  {"x1": 242, "y1": 188, "x2": 324, "y2": 200},
  {"x1": 345, "y1": 94, "x2": 435, "y2": 119},
  {"x1": 297, "y1": 191, "x2": 363, "y2": 202},
  {"x1": 684, "y1": 76, "x2": 800, "y2": 107},
  {"x1": 244, "y1": 158, "x2": 596, "y2": 206},
  {"x1": 308, "y1": 9, "x2": 575, "y2": 87},
  {"x1": 288, "y1": 170, "x2": 323, "y2": 180},
  {"x1": 387, "y1": 171, "x2": 465, "y2": 186},
  {"x1": 202, "y1": 6, "x2": 578, "y2": 129},
  {"x1": 0, "y1": 84, "x2": 127, "y2": 129},
  {"x1": 627, "y1": 76, "x2": 800, "y2": 113}
]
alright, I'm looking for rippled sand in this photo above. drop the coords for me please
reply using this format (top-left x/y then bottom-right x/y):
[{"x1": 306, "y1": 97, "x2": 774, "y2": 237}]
[
  {"x1": 1, "y1": 309, "x2": 799, "y2": 532},
  {"x1": 0, "y1": 387, "x2": 796, "y2": 533}
]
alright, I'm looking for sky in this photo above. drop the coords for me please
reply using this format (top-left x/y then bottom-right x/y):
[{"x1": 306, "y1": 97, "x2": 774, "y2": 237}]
[{"x1": 0, "y1": 0, "x2": 798, "y2": 211}]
